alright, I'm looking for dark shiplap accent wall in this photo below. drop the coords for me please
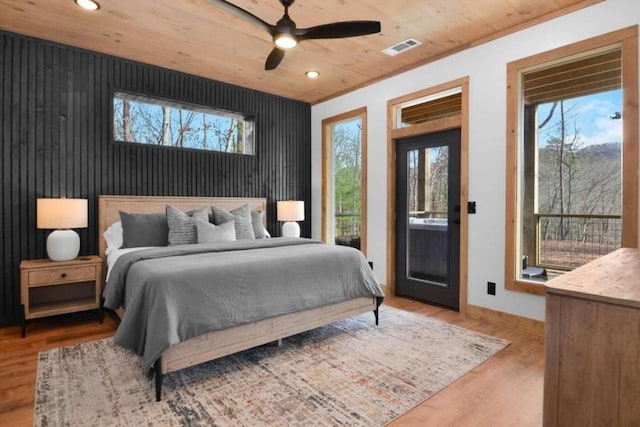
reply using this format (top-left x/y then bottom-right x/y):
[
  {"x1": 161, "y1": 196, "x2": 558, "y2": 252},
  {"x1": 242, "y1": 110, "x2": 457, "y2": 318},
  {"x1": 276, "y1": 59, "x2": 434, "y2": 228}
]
[{"x1": 0, "y1": 31, "x2": 311, "y2": 327}]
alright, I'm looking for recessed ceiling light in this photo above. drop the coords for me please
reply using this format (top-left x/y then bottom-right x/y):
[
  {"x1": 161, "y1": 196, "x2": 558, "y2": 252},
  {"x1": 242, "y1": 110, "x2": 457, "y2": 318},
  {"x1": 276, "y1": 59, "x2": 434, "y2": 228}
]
[
  {"x1": 75, "y1": 0, "x2": 100, "y2": 11},
  {"x1": 305, "y1": 71, "x2": 320, "y2": 79}
]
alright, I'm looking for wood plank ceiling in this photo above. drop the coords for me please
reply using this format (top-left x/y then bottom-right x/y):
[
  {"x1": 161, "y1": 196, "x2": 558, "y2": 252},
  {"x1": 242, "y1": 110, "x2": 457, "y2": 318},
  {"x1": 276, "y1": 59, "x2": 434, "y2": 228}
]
[{"x1": 0, "y1": 0, "x2": 602, "y2": 104}]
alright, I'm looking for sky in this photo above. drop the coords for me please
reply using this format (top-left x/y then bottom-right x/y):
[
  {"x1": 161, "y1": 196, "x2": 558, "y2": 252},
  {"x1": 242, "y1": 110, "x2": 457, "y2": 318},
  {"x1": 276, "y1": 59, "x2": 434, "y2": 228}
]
[{"x1": 537, "y1": 89, "x2": 622, "y2": 147}]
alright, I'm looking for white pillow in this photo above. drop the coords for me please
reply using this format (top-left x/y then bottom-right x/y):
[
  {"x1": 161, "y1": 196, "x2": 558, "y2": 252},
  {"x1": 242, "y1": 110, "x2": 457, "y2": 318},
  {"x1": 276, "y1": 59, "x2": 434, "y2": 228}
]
[
  {"x1": 196, "y1": 220, "x2": 236, "y2": 243},
  {"x1": 103, "y1": 221, "x2": 123, "y2": 255},
  {"x1": 251, "y1": 210, "x2": 271, "y2": 238}
]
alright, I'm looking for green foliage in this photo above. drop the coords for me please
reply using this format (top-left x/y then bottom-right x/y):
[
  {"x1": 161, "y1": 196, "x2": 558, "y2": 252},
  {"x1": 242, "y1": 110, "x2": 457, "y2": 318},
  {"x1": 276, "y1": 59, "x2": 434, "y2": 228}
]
[{"x1": 332, "y1": 119, "x2": 362, "y2": 240}]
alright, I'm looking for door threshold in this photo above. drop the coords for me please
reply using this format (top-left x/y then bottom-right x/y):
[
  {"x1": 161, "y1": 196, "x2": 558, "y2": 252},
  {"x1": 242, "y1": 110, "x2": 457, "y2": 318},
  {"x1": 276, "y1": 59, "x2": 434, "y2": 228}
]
[{"x1": 394, "y1": 293, "x2": 459, "y2": 312}]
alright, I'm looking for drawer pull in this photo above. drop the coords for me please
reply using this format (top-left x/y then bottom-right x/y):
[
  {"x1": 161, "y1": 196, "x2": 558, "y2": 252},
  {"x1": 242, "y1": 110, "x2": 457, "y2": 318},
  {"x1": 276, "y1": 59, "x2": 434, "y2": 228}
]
[{"x1": 61, "y1": 273, "x2": 67, "y2": 278}]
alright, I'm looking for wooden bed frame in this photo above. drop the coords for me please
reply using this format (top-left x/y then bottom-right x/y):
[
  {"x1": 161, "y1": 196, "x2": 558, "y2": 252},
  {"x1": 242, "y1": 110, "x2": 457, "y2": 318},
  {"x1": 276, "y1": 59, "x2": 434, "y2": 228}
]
[{"x1": 97, "y1": 195, "x2": 382, "y2": 401}]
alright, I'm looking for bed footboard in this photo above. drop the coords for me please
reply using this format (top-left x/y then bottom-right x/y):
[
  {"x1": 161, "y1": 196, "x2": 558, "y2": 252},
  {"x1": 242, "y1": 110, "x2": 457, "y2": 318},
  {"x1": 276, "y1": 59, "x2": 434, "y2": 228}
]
[{"x1": 154, "y1": 296, "x2": 380, "y2": 401}]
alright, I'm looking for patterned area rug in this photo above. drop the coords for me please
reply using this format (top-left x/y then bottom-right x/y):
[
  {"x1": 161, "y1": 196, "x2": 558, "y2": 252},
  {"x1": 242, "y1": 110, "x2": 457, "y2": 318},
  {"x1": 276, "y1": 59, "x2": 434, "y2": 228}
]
[{"x1": 35, "y1": 306, "x2": 508, "y2": 426}]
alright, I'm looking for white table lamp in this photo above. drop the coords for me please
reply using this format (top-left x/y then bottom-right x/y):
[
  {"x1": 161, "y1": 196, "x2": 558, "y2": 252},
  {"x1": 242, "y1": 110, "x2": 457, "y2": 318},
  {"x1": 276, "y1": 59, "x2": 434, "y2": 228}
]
[
  {"x1": 37, "y1": 198, "x2": 88, "y2": 261},
  {"x1": 277, "y1": 200, "x2": 304, "y2": 238}
]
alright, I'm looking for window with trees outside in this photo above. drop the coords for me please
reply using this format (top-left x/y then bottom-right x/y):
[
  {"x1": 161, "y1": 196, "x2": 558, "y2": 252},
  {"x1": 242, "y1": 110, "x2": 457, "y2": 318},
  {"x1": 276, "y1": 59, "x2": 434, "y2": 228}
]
[
  {"x1": 113, "y1": 91, "x2": 255, "y2": 154},
  {"x1": 505, "y1": 27, "x2": 638, "y2": 295},
  {"x1": 322, "y1": 108, "x2": 367, "y2": 253}
]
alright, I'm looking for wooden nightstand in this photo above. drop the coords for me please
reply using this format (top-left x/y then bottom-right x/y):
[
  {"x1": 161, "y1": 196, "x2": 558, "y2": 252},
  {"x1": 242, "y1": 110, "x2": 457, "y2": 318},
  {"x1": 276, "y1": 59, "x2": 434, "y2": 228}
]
[{"x1": 20, "y1": 255, "x2": 103, "y2": 337}]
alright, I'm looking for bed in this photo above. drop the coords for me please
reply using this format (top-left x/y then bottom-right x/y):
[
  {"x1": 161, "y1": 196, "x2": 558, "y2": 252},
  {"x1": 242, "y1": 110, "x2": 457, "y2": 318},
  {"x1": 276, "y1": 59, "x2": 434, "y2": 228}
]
[{"x1": 98, "y1": 195, "x2": 384, "y2": 401}]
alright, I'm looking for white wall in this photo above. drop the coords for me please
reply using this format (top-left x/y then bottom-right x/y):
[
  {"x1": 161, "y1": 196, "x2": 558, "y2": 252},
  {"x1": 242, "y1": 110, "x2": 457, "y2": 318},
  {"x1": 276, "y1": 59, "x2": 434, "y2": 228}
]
[{"x1": 311, "y1": 0, "x2": 640, "y2": 321}]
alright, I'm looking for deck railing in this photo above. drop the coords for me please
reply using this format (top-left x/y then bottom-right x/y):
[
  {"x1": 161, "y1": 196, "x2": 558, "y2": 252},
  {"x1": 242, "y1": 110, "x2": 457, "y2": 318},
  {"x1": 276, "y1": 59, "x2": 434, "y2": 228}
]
[
  {"x1": 335, "y1": 212, "x2": 361, "y2": 249},
  {"x1": 536, "y1": 213, "x2": 621, "y2": 270},
  {"x1": 409, "y1": 210, "x2": 447, "y2": 219}
]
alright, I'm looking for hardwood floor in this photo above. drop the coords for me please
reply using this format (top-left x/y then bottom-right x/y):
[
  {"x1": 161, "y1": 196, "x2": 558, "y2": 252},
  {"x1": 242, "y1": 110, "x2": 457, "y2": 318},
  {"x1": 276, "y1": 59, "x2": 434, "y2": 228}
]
[
  {"x1": 387, "y1": 298, "x2": 544, "y2": 426},
  {"x1": 0, "y1": 311, "x2": 120, "y2": 427},
  {"x1": 0, "y1": 297, "x2": 544, "y2": 426}
]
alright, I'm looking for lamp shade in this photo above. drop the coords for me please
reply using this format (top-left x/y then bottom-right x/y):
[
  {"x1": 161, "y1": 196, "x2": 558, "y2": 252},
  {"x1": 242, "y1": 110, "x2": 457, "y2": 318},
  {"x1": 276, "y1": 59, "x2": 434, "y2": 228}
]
[
  {"x1": 277, "y1": 201, "x2": 304, "y2": 222},
  {"x1": 37, "y1": 198, "x2": 88, "y2": 229}
]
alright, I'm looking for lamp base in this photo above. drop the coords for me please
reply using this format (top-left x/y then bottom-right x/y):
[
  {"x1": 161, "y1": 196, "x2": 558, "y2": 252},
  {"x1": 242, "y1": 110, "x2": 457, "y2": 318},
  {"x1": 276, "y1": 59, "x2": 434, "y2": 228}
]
[
  {"x1": 281, "y1": 221, "x2": 300, "y2": 238},
  {"x1": 47, "y1": 229, "x2": 80, "y2": 261}
]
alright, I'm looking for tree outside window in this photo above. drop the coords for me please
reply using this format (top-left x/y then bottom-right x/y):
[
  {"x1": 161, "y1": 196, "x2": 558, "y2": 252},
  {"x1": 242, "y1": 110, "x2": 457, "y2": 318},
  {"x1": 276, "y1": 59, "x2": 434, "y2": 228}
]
[
  {"x1": 113, "y1": 92, "x2": 254, "y2": 155},
  {"x1": 505, "y1": 28, "x2": 638, "y2": 295},
  {"x1": 322, "y1": 108, "x2": 367, "y2": 253},
  {"x1": 525, "y1": 91, "x2": 622, "y2": 277}
]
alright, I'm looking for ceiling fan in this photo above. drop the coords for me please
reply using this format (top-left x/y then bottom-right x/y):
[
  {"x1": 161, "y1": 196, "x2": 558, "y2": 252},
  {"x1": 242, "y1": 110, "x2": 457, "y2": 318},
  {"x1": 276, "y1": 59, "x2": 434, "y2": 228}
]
[{"x1": 208, "y1": 0, "x2": 381, "y2": 70}]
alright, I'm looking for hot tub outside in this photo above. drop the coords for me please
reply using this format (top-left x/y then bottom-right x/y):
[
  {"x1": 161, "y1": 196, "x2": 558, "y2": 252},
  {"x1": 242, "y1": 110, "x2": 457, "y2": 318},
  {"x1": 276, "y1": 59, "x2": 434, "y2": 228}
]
[{"x1": 408, "y1": 217, "x2": 448, "y2": 283}]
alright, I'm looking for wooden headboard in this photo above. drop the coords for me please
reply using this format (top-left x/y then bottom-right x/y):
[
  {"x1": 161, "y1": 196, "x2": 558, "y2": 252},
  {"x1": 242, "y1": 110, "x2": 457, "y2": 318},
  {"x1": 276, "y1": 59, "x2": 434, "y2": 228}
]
[{"x1": 97, "y1": 195, "x2": 267, "y2": 269}]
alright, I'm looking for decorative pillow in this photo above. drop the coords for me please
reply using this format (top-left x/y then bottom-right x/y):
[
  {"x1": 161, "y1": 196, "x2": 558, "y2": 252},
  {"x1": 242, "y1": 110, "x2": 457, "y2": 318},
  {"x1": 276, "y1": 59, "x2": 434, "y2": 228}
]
[
  {"x1": 251, "y1": 210, "x2": 270, "y2": 239},
  {"x1": 196, "y1": 220, "x2": 236, "y2": 243},
  {"x1": 103, "y1": 221, "x2": 123, "y2": 255},
  {"x1": 166, "y1": 205, "x2": 209, "y2": 245},
  {"x1": 211, "y1": 204, "x2": 256, "y2": 240},
  {"x1": 119, "y1": 211, "x2": 169, "y2": 248}
]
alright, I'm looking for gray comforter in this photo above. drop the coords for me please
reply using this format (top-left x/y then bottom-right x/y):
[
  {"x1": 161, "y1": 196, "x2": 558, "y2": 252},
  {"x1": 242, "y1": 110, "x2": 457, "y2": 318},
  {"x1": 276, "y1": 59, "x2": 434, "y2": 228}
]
[{"x1": 103, "y1": 238, "x2": 384, "y2": 370}]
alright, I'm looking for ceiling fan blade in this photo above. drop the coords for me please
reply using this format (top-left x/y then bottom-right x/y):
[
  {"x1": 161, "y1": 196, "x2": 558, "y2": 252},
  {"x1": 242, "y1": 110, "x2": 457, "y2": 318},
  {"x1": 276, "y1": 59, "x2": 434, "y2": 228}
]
[
  {"x1": 207, "y1": 0, "x2": 275, "y2": 35},
  {"x1": 265, "y1": 48, "x2": 286, "y2": 70},
  {"x1": 298, "y1": 21, "x2": 381, "y2": 40}
]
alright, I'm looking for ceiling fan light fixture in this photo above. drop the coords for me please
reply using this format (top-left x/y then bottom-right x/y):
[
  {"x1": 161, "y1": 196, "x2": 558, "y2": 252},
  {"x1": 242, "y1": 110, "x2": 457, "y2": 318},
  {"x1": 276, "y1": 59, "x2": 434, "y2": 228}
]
[
  {"x1": 274, "y1": 33, "x2": 298, "y2": 49},
  {"x1": 210, "y1": 0, "x2": 381, "y2": 70},
  {"x1": 305, "y1": 70, "x2": 320, "y2": 79},
  {"x1": 74, "y1": 0, "x2": 100, "y2": 10}
]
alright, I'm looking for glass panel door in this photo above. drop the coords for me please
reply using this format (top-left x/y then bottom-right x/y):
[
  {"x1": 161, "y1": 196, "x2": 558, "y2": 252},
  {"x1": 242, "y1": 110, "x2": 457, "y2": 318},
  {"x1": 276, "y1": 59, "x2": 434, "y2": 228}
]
[
  {"x1": 396, "y1": 128, "x2": 460, "y2": 309},
  {"x1": 407, "y1": 145, "x2": 449, "y2": 285}
]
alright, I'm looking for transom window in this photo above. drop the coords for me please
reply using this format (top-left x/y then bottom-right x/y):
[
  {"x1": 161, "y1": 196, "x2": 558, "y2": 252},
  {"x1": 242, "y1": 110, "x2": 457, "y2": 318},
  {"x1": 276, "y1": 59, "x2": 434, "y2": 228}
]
[
  {"x1": 396, "y1": 87, "x2": 462, "y2": 127},
  {"x1": 113, "y1": 91, "x2": 255, "y2": 154}
]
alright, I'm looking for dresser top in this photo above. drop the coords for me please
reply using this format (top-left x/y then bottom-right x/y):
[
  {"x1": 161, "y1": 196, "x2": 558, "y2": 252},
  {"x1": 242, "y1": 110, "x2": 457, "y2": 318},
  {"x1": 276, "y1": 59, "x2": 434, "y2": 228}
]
[{"x1": 545, "y1": 248, "x2": 640, "y2": 308}]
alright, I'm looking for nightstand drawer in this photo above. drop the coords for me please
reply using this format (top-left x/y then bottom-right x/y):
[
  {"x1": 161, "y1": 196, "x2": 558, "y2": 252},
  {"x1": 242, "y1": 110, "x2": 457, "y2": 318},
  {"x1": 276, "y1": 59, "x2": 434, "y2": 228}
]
[{"x1": 28, "y1": 265, "x2": 96, "y2": 285}]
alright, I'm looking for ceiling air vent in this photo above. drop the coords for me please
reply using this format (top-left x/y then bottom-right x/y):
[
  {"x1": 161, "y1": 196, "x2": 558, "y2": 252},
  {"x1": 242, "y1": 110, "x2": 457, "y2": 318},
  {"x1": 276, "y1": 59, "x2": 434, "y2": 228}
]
[{"x1": 382, "y1": 38, "x2": 422, "y2": 56}]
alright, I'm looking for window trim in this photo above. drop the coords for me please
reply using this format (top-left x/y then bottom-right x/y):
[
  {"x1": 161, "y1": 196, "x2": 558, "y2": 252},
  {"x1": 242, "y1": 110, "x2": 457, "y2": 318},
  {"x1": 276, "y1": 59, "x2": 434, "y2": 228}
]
[
  {"x1": 321, "y1": 107, "x2": 368, "y2": 255},
  {"x1": 505, "y1": 26, "x2": 638, "y2": 295}
]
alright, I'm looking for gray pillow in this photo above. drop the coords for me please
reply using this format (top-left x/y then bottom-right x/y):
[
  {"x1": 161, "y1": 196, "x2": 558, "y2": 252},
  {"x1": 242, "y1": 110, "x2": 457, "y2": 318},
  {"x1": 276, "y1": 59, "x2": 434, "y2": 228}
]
[
  {"x1": 119, "y1": 211, "x2": 168, "y2": 248},
  {"x1": 166, "y1": 205, "x2": 209, "y2": 245},
  {"x1": 196, "y1": 220, "x2": 236, "y2": 243},
  {"x1": 211, "y1": 204, "x2": 255, "y2": 240},
  {"x1": 251, "y1": 210, "x2": 270, "y2": 239}
]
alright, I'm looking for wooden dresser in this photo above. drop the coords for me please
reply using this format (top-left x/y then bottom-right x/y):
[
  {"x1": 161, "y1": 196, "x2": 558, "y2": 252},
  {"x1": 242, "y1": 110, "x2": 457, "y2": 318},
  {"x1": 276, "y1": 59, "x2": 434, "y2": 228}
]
[{"x1": 543, "y1": 248, "x2": 640, "y2": 426}]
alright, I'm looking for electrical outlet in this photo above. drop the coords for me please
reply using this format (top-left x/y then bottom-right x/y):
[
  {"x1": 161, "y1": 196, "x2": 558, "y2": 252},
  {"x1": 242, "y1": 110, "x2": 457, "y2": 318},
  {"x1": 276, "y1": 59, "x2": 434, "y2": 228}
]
[{"x1": 487, "y1": 281, "x2": 496, "y2": 295}]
